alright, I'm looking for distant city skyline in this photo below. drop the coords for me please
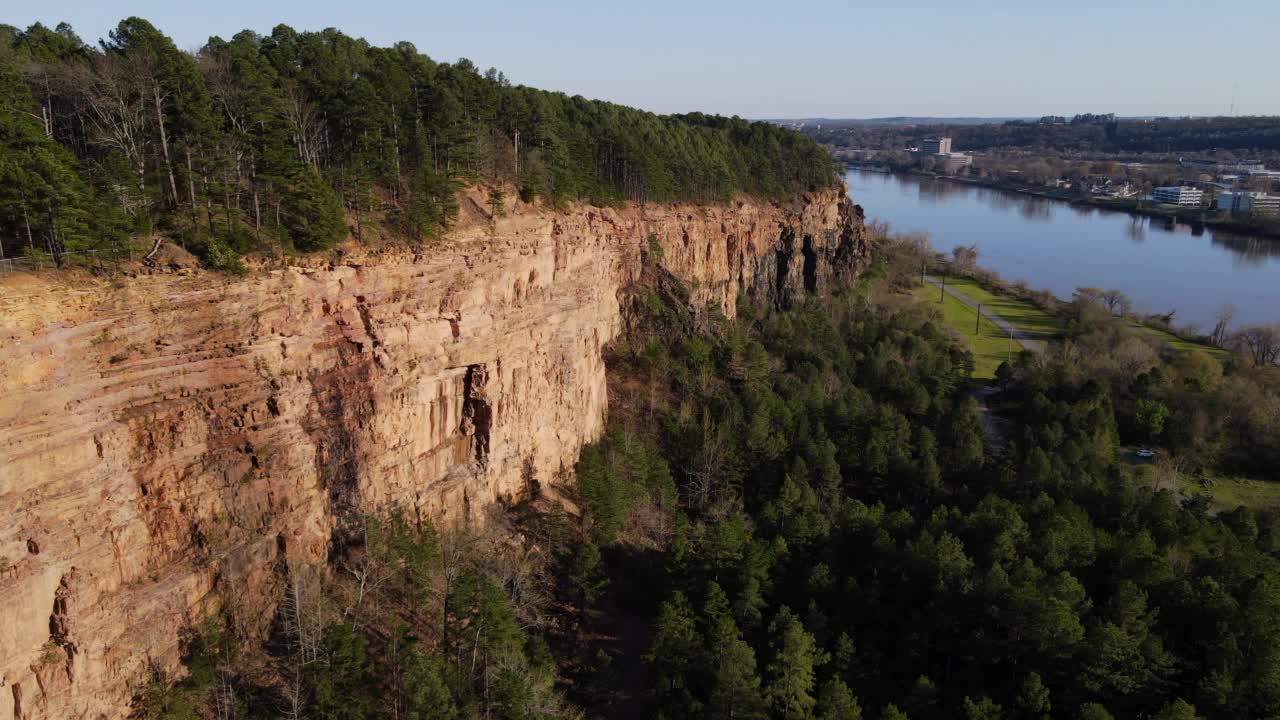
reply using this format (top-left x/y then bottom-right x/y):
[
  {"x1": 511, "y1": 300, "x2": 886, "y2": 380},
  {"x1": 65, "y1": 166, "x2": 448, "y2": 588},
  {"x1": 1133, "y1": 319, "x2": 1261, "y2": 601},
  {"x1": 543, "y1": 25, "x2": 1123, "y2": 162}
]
[{"x1": 8, "y1": 0, "x2": 1280, "y2": 119}]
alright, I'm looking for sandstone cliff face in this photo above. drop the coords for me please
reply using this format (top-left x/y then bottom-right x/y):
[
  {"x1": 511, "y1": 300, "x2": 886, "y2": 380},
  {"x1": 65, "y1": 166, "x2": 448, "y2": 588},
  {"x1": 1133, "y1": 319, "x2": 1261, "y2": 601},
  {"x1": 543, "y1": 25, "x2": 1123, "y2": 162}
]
[{"x1": 0, "y1": 186, "x2": 866, "y2": 720}]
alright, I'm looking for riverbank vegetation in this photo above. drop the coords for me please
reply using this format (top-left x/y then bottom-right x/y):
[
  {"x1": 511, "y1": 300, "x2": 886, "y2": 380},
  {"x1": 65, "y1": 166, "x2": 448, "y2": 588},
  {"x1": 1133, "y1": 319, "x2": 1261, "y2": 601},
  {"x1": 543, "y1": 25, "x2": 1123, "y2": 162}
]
[
  {"x1": 0, "y1": 19, "x2": 835, "y2": 268},
  {"x1": 851, "y1": 163, "x2": 1280, "y2": 240},
  {"x1": 920, "y1": 240, "x2": 1255, "y2": 362}
]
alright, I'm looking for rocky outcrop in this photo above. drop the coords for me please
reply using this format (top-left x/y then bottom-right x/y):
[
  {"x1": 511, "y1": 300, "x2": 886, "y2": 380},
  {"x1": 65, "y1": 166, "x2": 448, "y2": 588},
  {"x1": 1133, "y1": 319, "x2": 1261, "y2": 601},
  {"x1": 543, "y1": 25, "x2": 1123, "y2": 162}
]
[{"x1": 0, "y1": 185, "x2": 867, "y2": 720}]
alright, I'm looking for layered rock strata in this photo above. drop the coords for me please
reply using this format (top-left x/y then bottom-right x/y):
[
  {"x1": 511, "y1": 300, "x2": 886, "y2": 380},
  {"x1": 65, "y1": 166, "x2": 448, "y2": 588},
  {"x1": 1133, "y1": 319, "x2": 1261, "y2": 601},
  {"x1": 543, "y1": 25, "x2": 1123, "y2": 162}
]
[{"x1": 0, "y1": 186, "x2": 866, "y2": 719}]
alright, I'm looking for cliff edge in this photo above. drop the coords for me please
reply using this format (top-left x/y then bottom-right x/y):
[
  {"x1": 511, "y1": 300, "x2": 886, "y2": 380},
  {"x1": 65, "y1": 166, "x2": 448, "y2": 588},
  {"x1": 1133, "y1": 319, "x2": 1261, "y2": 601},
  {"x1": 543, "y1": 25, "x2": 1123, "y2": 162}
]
[{"x1": 0, "y1": 185, "x2": 867, "y2": 720}]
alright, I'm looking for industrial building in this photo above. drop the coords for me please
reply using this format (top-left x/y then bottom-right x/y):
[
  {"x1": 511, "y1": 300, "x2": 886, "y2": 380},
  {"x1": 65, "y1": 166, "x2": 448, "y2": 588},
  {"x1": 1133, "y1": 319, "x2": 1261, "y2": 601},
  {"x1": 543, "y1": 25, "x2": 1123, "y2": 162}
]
[
  {"x1": 942, "y1": 153, "x2": 973, "y2": 173},
  {"x1": 1152, "y1": 186, "x2": 1204, "y2": 206},
  {"x1": 921, "y1": 137, "x2": 952, "y2": 155},
  {"x1": 1218, "y1": 191, "x2": 1280, "y2": 216}
]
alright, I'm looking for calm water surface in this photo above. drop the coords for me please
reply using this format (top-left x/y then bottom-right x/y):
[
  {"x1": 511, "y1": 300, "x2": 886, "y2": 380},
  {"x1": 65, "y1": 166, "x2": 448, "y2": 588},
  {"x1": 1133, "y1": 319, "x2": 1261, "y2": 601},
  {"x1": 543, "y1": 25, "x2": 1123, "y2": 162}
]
[{"x1": 846, "y1": 168, "x2": 1280, "y2": 329}]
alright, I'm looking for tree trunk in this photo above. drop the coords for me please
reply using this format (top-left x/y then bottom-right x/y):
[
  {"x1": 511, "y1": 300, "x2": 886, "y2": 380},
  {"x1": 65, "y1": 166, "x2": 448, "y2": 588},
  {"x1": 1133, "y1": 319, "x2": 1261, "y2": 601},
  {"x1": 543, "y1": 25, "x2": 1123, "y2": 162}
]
[
  {"x1": 390, "y1": 108, "x2": 402, "y2": 195},
  {"x1": 250, "y1": 155, "x2": 261, "y2": 239},
  {"x1": 25, "y1": 206, "x2": 36, "y2": 252},
  {"x1": 153, "y1": 83, "x2": 179, "y2": 208},
  {"x1": 186, "y1": 148, "x2": 199, "y2": 230},
  {"x1": 44, "y1": 201, "x2": 61, "y2": 267},
  {"x1": 20, "y1": 189, "x2": 36, "y2": 252},
  {"x1": 224, "y1": 166, "x2": 235, "y2": 235}
]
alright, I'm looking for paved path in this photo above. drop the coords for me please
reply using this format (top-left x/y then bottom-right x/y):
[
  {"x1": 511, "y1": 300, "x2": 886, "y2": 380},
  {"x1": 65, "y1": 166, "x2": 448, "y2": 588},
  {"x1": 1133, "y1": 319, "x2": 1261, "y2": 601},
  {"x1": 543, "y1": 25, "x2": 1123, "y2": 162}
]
[{"x1": 923, "y1": 275, "x2": 1046, "y2": 354}]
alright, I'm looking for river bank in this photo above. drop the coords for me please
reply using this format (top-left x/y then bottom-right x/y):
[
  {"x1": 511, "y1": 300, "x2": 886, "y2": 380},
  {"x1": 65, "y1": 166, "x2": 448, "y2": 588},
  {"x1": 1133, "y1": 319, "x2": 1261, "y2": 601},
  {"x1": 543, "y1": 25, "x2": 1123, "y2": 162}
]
[
  {"x1": 844, "y1": 168, "x2": 1280, "y2": 330},
  {"x1": 849, "y1": 164, "x2": 1280, "y2": 240}
]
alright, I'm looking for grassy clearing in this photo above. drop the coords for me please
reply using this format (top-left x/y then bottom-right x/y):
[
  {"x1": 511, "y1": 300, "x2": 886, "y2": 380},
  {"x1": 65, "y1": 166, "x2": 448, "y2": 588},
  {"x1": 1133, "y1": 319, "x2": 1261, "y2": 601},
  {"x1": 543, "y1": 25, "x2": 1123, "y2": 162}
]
[
  {"x1": 912, "y1": 284, "x2": 1019, "y2": 379},
  {"x1": 934, "y1": 277, "x2": 1062, "y2": 341},
  {"x1": 1125, "y1": 320, "x2": 1231, "y2": 359},
  {"x1": 1180, "y1": 474, "x2": 1280, "y2": 512},
  {"x1": 939, "y1": 275, "x2": 1228, "y2": 360}
]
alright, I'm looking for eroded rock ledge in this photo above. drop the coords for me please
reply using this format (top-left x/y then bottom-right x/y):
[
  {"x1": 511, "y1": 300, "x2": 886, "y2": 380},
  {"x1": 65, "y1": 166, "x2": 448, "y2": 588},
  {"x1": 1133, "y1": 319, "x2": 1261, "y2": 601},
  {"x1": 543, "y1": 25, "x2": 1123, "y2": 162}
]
[{"x1": 0, "y1": 185, "x2": 867, "y2": 720}]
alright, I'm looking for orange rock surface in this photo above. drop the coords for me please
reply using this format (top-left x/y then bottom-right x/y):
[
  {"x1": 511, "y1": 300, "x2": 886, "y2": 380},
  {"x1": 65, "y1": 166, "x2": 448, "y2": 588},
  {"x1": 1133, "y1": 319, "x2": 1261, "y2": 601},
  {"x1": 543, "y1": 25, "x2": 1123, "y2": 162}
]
[{"x1": 0, "y1": 186, "x2": 866, "y2": 719}]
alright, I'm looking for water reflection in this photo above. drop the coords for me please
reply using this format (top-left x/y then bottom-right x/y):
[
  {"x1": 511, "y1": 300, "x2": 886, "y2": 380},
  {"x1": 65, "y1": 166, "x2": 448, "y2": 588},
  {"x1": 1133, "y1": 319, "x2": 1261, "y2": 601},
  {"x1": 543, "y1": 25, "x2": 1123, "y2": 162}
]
[
  {"x1": 1125, "y1": 217, "x2": 1146, "y2": 243},
  {"x1": 915, "y1": 177, "x2": 972, "y2": 205},
  {"x1": 884, "y1": 172, "x2": 1275, "y2": 264},
  {"x1": 1066, "y1": 204, "x2": 1098, "y2": 219},
  {"x1": 847, "y1": 169, "x2": 1280, "y2": 327},
  {"x1": 1017, "y1": 197, "x2": 1053, "y2": 222},
  {"x1": 1211, "y1": 230, "x2": 1280, "y2": 266}
]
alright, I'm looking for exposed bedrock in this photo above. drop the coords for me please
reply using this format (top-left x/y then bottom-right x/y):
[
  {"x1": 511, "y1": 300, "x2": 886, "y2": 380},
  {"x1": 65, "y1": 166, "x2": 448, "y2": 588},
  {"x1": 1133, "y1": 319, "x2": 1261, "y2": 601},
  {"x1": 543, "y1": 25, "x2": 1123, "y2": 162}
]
[{"x1": 0, "y1": 185, "x2": 867, "y2": 719}]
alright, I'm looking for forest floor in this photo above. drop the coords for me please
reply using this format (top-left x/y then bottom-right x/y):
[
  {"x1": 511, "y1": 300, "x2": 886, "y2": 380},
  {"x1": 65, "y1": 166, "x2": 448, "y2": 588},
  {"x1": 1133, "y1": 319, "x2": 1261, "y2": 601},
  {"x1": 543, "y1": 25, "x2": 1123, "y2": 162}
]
[{"x1": 582, "y1": 545, "x2": 664, "y2": 719}]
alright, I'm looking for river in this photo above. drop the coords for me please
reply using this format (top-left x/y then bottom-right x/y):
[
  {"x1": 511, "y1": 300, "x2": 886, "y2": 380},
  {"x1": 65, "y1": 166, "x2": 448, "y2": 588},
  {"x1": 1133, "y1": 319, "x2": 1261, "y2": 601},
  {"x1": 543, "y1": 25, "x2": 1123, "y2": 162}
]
[{"x1": 846, "y1": 168, "x2": 1280, "y2": 330}]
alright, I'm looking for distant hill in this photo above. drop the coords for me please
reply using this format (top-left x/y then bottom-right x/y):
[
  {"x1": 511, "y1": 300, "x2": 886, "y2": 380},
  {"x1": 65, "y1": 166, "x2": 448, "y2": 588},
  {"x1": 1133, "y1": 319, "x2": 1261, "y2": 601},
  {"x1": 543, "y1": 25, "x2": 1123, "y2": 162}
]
[
  {"x1": 793, "y1": 115, "x2": 1280, "y2": 156},
  {"x1": 768, "y1": 117, "x2": 1030, "y2": 128}
]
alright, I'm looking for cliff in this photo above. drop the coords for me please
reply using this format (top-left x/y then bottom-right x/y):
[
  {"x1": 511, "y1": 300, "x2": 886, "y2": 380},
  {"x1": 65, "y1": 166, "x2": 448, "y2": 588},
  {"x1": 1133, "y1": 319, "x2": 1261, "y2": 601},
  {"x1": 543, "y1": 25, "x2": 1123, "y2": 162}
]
[{"x1": 0, "y1": 185, "x2": 867, "y2": 720}]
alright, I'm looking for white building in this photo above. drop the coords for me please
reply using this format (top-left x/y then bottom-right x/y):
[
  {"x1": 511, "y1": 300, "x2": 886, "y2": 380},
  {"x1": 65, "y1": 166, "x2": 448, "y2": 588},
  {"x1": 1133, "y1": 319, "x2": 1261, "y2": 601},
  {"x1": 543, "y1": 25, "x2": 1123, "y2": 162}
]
[
  {"x1": 1218, "y1": 191, "x2": 1280, "y2": 215},
  {"x1": 1152, "y1": 186, "x2": 1204, "y2": 206},
  {"x1": 942, "y1": 152, "x2": 973, "y2": 174}
]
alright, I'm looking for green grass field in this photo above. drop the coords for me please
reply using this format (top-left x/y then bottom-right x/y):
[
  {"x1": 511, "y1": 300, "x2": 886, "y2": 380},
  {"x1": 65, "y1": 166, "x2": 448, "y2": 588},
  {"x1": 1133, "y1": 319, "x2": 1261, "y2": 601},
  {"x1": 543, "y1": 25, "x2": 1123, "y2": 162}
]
[
  {"x1": 912, "y1": 284, "x2": 1020, "y2": 379},
  {"x1": 1125, "y1": 320, "x2": 1231, "y2": 359},
  {"x1": 934, "y1": 277, "x2": 1063, "y2": 342},
  {"x1": 936, "y1": 276, "x2": 1228, "y2": 360},
  {"x1": 1179, "y1": 474, "x2": 1280, "y2": 512}
]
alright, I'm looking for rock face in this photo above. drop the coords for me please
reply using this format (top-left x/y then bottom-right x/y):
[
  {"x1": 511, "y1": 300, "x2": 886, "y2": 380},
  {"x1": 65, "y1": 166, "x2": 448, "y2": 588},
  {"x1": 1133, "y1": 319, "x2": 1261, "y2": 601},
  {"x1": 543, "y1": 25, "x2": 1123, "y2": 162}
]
[{"x1": 0, "y1": 185, "x2": 867, "y2": 720}]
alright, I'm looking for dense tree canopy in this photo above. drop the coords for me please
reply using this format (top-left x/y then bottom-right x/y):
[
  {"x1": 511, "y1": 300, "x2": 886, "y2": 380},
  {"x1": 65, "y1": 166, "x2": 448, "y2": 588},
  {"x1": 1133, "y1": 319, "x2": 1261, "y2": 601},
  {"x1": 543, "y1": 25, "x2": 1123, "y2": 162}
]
[
  {"x1": 0, "y1": 18, "x2": 836, "y2": 264},
  {"x1": 564, "y1": 250, "x2": 1280, "y2": 719}
]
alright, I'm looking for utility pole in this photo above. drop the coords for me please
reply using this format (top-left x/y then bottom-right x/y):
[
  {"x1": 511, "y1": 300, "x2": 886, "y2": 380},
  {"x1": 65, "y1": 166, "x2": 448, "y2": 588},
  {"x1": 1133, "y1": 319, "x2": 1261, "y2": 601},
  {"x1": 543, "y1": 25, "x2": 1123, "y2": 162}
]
[
  {"x1": 939, "y1": 274, "x2": 946, "y2": 303},
  {"x1": 976, "y1": 304, "x2": 982, "y2": 334},
  {"x1": 1007, "y1": 327, "x2": 1014, "y2": 364}
]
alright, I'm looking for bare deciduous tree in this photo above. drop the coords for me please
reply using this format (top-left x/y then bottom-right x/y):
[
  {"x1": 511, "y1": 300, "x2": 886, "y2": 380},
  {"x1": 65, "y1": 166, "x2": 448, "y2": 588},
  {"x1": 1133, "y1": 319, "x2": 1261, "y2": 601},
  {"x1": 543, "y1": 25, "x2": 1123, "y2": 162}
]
[
  {"x1": 1234, "y1": 324, "x2": 1280, "y2": 366},
  {"x1": 950, "y1": 243, "x2": 979, "y2": 274},
  {"x1": 1211, "y1": 305, "x2": 1236, "y2": 348},
  {"x1": 282, "y1": 85, "x2": 324, "y2": 169},
  {"x1": 1100, "y1": 289, "x2": 1133, "y2": 317},
  {"x1": 77, "y1": 54, "x2": 152, "y2": 202},
  {"x1": 276, "y1": 565, "x2": 330, "y2": 720}
]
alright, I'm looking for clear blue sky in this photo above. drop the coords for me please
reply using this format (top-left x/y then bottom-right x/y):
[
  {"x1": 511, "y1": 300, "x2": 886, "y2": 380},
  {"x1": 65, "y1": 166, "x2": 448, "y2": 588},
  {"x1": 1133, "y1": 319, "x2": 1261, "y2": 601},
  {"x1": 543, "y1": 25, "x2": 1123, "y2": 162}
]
[{"x1": 9, "y1": 0, "x2": 1280, "y2": 118}]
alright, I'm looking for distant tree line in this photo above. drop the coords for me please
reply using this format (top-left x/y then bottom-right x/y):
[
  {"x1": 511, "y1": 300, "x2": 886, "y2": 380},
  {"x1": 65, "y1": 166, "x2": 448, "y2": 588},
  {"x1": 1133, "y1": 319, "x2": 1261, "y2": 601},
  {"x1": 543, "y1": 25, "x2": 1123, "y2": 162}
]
[
  {"x1": 0, "y1": 19, "x2": 836, "y2": 266},
  {"x1": 807, "y1": 116, "x2": 1280, "y2": 158}
]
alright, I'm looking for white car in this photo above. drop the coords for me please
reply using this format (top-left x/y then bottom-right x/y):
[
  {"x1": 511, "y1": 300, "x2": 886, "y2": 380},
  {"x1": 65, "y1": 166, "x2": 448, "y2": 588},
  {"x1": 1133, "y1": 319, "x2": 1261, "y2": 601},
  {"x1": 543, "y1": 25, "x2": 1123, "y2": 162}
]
[{"x1": 1136, "y1": 448, "x2": 1155, "y2": 459}]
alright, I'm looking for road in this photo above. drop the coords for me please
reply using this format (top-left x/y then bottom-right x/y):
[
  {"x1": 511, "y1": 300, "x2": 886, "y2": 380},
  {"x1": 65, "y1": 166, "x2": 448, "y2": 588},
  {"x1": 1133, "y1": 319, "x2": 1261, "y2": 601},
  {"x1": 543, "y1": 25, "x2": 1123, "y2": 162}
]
[{"x1": 923, "y1": 275, "x2": 1046, "y2": 354}]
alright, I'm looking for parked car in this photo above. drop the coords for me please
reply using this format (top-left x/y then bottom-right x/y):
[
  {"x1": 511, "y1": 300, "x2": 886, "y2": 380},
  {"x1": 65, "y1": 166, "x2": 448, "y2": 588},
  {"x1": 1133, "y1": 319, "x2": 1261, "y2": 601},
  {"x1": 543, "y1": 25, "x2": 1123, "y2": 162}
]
[{"x1": 1136, "y1": 448, "x2": 1155, "y2": 458}]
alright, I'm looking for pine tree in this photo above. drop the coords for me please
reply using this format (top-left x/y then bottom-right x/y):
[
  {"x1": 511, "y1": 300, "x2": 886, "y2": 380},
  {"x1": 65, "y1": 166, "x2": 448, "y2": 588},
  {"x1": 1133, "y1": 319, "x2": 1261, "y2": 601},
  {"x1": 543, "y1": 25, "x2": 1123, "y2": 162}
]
[{"x1": 764, "y1": 607, "x2": 820, "y2": 720}]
